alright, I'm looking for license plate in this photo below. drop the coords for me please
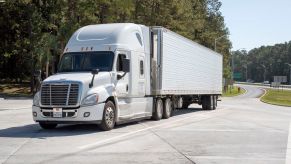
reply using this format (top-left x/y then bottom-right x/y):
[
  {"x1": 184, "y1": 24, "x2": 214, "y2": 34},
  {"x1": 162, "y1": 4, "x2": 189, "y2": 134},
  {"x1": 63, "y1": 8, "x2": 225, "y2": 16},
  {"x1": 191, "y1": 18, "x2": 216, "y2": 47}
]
[{"x1": 53, "y1": 108, "x2": 62, "y2": 118}]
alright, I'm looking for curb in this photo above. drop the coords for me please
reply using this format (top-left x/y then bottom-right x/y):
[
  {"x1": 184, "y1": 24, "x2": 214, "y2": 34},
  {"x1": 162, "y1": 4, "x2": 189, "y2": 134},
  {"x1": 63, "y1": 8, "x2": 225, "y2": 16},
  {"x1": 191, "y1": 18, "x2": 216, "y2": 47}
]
[{"x1": 259, "y1": 88, "x2": 267, "y2": 99}]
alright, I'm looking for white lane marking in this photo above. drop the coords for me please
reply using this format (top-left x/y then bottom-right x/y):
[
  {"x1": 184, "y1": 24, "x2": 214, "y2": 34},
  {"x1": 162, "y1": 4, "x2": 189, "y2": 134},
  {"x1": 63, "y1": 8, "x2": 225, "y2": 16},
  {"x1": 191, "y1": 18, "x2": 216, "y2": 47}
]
[
  {"x1": 286, "y1": 122, "x2": 291, "y2": 164},
  {"x1": 0, "y1": 107, "x2": 31, "y2": 111},
  {"x1": 192, "y1": 155, "x2": 283, "y2": 161},
  {"x1": 78, "y1": 110, "x2": 224, "y2": 150}
]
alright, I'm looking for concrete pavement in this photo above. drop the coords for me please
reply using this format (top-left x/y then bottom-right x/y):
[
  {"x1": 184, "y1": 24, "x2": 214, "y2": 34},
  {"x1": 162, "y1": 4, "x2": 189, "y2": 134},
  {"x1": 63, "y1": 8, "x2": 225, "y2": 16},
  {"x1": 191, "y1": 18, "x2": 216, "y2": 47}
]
[{"x1": 0, "y1": 85, "x2": 291, "y2": 164}]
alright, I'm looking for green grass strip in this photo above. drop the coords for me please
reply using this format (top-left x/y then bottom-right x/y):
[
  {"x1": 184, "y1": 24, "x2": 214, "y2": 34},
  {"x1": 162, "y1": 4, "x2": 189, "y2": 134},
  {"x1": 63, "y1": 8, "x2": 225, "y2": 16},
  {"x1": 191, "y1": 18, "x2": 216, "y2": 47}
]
[
  {"x1": 223, "y1": 86, "x2": 246, "y2": 97},
  {"x1": 260, "y1": 89, "x2": 291, "y2": 107}
]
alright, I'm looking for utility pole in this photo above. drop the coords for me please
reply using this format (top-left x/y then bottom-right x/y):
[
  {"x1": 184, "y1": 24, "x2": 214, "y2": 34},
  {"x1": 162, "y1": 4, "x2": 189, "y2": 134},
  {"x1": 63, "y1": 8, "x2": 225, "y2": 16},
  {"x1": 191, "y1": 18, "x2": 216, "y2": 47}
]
[
  {"x1": 232, "y1": 48, "x2": 246, "y2": 81},
  {"x1": 214, "y1": 35, "x2": 227, "y2": 52},
  {"x1": 286, "y1": 63, "x2": 291, "y2": 85},
  {"x1": 29, "y1": 6, "x2": 34, "y2": 94},
  {"x1": 243, "y1": 64, "x2": 248, "y2": 82},
  {"x1": 261, "y1": 64, "x2": 266, "y2": 82}
]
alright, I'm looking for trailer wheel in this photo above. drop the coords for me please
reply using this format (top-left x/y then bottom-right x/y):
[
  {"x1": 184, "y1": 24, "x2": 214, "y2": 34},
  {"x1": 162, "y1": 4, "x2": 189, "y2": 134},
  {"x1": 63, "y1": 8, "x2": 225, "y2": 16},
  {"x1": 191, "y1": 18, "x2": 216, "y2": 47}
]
[
  {"x1": 39, "y1": 122, "x2": 57, "y2": 129},
  {"x1": 177, "y1": 97, "x2": 183, "y2": 109},
  {"x1": 163, "y1": 98, "x2": 173, "y2": 119},
  {"x1": 99, "y1": 101, "x2": 116, "y2": 131},
  {"x1": 202, "y1": 96, "x2": 212, "y2": 110},
  {"x1": 152, "y1": 98, "x2": 163, "y2": 120},
  {"x1": 212, "y1": 96, "x2": 217, "y2": 110}
]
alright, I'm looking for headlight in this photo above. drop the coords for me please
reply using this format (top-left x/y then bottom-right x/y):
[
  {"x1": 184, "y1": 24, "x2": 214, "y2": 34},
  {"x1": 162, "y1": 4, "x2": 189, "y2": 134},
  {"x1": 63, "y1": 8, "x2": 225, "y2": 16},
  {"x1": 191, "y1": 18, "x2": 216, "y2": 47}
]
[
  {"x1": 33, "y1": 92, "x2": 40, "y2": 106},
  {"x1": 81, "y1": 94, "x2": 99, "y2": 106}
]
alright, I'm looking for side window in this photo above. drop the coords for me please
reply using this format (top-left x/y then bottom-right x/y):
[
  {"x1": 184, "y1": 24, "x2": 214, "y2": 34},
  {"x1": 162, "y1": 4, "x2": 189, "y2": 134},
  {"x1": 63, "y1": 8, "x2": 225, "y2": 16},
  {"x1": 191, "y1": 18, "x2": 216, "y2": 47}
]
[
  {"x1": 140, "y1": 60, "x2": 144, "y2": 76},
  {"x1": 136, "y1": 33, "x2": 143, "y2": 46},
  {"x1": 116, "y1": 54, "x2": 126, "y2": 71}
]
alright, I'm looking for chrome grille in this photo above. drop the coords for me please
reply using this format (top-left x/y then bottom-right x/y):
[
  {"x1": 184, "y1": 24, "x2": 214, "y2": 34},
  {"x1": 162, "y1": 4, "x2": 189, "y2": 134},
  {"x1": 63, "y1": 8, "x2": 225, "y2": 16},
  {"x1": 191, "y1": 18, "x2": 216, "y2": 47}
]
[{"x1": 41, "y1": 83, "x2": 79, "y2": 106}]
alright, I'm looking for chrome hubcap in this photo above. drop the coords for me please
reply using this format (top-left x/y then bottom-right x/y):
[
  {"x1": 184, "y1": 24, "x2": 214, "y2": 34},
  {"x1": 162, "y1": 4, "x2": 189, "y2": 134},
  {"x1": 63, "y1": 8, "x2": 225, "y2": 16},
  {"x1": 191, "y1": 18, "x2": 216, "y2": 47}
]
[{"x1": 105, "y1": 107, "x2": 114, "y2": 126}]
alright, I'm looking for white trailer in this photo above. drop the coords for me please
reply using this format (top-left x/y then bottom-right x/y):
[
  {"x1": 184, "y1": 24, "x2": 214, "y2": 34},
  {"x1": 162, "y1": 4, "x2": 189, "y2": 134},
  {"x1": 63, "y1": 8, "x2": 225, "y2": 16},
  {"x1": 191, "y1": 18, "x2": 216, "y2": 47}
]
[{"x1": 32, "y1": 23, "x2": 222, "y2": 130}]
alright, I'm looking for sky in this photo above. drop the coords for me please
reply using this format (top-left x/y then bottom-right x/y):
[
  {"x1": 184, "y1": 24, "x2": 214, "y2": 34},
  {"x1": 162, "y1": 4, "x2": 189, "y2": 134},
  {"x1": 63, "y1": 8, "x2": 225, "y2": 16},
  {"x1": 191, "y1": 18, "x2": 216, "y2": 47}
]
[{"x1": 220, "y1": 0, "x2": 291, "y2": 51}]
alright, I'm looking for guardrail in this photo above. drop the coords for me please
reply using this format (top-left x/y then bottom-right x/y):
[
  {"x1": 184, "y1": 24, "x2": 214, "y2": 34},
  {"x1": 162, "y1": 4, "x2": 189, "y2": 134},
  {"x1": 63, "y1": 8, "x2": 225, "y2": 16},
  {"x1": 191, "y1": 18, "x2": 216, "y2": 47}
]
[{"x1": 236, "y1": 82, "x2": 291, "y2": 89}]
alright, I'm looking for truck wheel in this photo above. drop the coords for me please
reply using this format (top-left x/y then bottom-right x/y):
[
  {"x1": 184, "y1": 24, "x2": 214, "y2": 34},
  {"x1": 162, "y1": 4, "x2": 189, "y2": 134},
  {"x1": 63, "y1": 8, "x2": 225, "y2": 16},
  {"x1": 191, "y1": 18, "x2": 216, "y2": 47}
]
[
  {"x1": 163, "y1": 98, "x2": 173, "y2": 119},
  {"x1": 177, "y1": 97, "x2": 183, "y2": 109},
  {"x1": 210, "y1": 95, "x2": 214, "y2": 110},
  {"x1": 99, "y1": 101, "x2": 116, "y2": 131},
  {"x1": 212, "y1": 96, "x2": 217, "y2": 110},
  {"x1": 39, "y1": 122, "x2": 57, "y2": 129},
  {"x1": 202, "y1": 96, "x2": 211, "y2": 110},
  {"x1": 152, "y1": 98, "x2": 163, "y2": 120}
]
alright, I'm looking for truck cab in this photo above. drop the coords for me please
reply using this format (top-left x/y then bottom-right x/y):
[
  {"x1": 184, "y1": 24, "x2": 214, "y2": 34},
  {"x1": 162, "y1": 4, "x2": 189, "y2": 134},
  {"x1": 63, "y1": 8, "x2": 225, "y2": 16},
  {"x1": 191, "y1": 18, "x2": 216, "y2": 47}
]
[{"x1": 32, "y1": 23, "x2": 153, "y2": 130}]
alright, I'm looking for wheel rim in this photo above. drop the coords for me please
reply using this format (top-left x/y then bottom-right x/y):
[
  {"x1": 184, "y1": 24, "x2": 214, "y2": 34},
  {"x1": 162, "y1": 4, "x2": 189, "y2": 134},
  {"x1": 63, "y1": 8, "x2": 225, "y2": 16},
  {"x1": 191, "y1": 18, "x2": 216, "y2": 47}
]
[{"x1": 105, "y1": 107, "x2": 114, "y2": 126}]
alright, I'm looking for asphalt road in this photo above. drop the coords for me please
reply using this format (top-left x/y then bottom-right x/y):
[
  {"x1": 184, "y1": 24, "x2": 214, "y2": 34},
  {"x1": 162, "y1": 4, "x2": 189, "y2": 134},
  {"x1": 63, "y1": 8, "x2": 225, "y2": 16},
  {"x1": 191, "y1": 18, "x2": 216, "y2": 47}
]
[{"x1": 0, "y1": 85, "x2": 291, "y2": 164}]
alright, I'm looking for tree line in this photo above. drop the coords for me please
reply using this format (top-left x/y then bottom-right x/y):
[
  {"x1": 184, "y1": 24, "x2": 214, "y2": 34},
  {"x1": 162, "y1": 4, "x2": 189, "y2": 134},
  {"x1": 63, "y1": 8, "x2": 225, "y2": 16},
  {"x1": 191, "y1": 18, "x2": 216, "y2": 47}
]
[
  {"x1": 233, "y1": 41, "x2": 291, "y2": 83},
  {"x1": 0, "y1": 0, "x2": 231, "y2": 87}
]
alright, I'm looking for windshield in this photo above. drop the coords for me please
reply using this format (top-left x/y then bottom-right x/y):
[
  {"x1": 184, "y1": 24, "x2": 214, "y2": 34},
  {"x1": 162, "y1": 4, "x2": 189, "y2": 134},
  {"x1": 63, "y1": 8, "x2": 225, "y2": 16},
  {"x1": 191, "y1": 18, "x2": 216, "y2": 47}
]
[{"x1": 58, "y1": 51, "x2": 114, "y2": 72}]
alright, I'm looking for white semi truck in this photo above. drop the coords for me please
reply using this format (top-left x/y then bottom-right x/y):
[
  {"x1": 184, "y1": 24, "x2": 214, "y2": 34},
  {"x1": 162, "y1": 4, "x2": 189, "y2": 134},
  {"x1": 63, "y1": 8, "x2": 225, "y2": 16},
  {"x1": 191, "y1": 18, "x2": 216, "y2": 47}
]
[{"x1": 32, "y1": 23, "x2": 222, "y2": 130}]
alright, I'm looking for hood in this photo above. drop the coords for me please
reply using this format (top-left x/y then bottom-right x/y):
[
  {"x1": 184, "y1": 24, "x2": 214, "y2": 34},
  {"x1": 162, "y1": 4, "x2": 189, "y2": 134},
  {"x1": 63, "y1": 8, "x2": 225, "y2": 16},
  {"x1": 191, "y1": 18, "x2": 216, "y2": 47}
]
[{"x1": 44, "y1": 72, "x2": 110, "y2": 84}]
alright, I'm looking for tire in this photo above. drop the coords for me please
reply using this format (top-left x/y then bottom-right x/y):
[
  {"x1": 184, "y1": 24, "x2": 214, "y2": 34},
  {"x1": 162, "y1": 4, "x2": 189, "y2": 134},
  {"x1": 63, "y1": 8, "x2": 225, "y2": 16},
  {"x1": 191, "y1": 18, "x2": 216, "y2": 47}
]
[
  {"x1": 99, "y1": 101, "x2": 116, "y2": 131},
  {"x1": 202, "y1": 96, "x2": 211, "y2": 110},
  {"x1": 163, "y1": 98, "x2": 173, "y2": 119},
  {"x1": 177, "y1": 97, "x2": 183, "y2": 109},
  {"x1": 39, "y1": 122, "x2": 57, "y2": 129},
  {"x1": 212, "y1": 96, "x2": 217, "y2": 110},
  {"x1": 152, "y1": 98, "x2": 163, "y2": 120},
  {"x1": 210, "y1": 95, "x2": 214, "y2": 110}
]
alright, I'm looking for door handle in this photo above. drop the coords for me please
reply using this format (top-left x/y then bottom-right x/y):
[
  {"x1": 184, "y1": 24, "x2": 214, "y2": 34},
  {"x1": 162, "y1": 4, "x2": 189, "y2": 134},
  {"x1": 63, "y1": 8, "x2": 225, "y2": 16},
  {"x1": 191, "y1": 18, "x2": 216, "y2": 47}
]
[{"x1": 126, "y1": 84, "x2": 128, "y2": 92}]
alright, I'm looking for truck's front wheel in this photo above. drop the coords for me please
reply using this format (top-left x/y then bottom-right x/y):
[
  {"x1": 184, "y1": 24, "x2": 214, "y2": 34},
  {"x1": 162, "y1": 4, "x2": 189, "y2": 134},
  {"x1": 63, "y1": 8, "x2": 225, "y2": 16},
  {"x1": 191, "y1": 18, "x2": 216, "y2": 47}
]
[
  {"x1": 39, "y1": 122, "x2": 57, "y2": 129},
  {"x1": 99, "y1": 101, "x2": 116, "y2": 131}
]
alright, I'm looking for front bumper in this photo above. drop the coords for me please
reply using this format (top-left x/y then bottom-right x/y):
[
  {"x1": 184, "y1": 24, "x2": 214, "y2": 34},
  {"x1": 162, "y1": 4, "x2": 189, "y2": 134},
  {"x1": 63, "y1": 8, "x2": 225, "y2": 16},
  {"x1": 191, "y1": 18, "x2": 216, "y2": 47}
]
[{"x1": 32, "y1": 103, "x2": 105, "y2": 124}]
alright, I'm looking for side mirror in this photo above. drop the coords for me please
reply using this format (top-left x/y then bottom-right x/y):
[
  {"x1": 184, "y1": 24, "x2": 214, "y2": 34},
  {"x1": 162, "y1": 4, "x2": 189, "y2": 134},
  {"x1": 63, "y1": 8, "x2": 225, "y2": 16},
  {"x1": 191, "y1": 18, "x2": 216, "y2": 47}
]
[
  {"x1": 89, "y1": 69, "x2": 99, "y2": 88},
  {"x1": 117, "y1": 59, "x2": 130, "y2": 80},
  {"x1": 122, "y1": 58, "x2": 130, "y2": 72}
]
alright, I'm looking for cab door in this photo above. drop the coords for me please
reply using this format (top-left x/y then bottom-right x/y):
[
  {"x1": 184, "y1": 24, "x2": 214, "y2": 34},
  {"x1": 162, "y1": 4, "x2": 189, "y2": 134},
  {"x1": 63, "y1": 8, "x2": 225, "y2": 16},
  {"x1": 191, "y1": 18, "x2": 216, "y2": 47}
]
[{"x1": 114, "y1": 51, "x2": 132, "y2": 117}]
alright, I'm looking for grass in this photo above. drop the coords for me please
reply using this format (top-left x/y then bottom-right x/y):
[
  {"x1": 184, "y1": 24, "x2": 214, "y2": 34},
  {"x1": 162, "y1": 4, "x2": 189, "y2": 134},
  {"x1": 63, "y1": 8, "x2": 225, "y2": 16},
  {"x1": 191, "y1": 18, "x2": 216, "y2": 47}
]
[
  {"x1": 223, "y1": 86, "x2": 246, "y2": 97},
  {"x1": 260, "y1": 89, "x2": 291, "y2": 107},
  {"x1": 0, "y1": 83, "x2": 32, "y2": 97}
]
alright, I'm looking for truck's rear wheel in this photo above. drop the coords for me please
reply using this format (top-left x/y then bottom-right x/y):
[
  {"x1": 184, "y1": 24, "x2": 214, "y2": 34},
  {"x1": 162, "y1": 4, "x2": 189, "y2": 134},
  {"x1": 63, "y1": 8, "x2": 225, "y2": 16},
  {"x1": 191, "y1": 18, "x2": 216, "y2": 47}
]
[
  {"x1": 213, "y1": 96, "x2": 217, "y2": 110},
  {"x1": 163, "y1": 98, "x2": 173, "y2": 119},
  {"x1": 177, "y1": 97, "x2": 183, "y2": 109},
  {"x1": 99, "y1": 101, "x2": 116, "y2": 131},
  {"x1": 39, "y1": 122, "x2": 57, "y2": 129},
  {"x1": 202, "y1": 96, "x2": 212, "y2": 110},
  {"x1": 152, "y1": 98, "x2": 163, "y2": 120}
]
